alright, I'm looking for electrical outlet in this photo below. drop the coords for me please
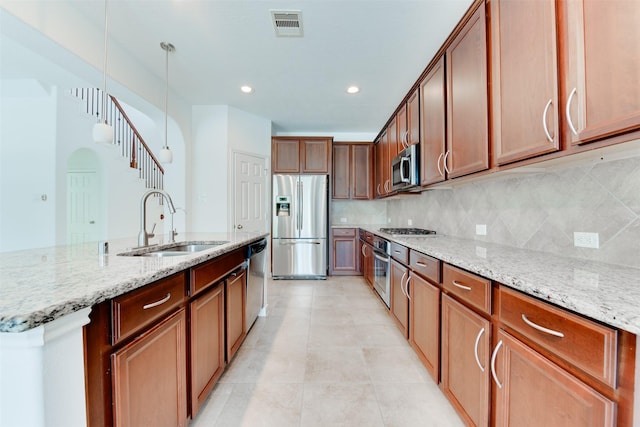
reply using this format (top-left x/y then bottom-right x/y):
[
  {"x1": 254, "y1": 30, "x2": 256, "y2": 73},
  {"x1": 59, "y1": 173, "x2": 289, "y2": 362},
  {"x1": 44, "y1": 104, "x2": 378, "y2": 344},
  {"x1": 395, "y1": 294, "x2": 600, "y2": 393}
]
[
  {"x1": 340, "y1": 217, "x2": 347, "y2": 223},
  {"x1": 574, "y1": 232, "x2": 599, "y2": 248},
  {"x1": 476, "y1": 224, "x2": 487, "y2": 236},
  {"x1": 407, "y1": 219, "x2": 413, "y2": 226},
  {"x1": 475, "y1": 246, "x2": 487, "y2": 258}
]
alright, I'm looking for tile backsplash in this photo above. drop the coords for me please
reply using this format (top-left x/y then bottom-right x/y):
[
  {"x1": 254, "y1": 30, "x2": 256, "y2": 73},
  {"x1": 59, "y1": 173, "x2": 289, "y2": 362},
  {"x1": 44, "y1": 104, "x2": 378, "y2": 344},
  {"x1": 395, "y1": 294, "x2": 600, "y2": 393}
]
[
  {"x1": 387, "y1": 153, "x2": 640, "y2": 269},
  {"x1": 331, "y1": 200, "x2": 387, "y2": 226}
]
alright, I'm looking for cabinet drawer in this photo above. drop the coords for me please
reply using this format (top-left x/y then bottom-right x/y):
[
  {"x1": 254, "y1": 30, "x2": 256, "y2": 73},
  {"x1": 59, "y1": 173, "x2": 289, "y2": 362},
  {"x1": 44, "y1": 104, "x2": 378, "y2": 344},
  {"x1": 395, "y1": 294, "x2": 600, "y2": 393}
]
[
  {"x1": 442, "y1": 264, "x2": 491, "y2": 315},
  {"x1": 499, "y1": 286, "x2": 618, "y2": 387},
  {"x1": 390, "y1": 242, "x2": 408, "y2": 264},
  {"x1": 332, "y1": 228, "x2": 356, "y2": 237},
  {"x1": 112, "y1": 272, "x2": 186, "y2": 345},
  {"x1": 409, "y1": 251, "x2": 441, "y2": 284},
  {"x1": 191, "y1": 248, "x2": 246, "y2": 296}
]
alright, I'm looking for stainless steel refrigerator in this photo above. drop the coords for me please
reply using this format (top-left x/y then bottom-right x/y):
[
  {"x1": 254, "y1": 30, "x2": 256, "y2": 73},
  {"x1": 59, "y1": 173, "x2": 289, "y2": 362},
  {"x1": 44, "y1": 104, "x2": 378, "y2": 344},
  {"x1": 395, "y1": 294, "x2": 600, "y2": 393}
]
[{"x1": 272, "y1": 174, "x2": 328, "y2": 279}]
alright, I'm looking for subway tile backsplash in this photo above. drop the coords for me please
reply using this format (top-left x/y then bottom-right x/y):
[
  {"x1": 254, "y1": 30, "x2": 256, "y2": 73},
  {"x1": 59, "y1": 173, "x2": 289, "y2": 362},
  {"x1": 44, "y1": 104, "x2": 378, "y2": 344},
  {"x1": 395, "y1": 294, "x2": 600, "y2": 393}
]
[{"x1": 386, "y1": 154, "x2": 640, "y2": 269}]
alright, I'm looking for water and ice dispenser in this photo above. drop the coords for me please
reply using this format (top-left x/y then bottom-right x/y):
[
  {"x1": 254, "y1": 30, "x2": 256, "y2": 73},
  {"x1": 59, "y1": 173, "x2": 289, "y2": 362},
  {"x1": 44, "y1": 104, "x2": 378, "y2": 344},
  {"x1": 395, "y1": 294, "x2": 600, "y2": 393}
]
[{"x1": 275, "y1": 196, "x2": 291, "y2": 216}]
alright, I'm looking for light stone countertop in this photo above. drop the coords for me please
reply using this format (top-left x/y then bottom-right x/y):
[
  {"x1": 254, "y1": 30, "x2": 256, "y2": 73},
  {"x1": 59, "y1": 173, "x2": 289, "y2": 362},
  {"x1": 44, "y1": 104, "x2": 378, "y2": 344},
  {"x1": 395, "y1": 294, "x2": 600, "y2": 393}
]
[
  {"x1": 0, "y1": 232, "x2": 268, "y2": 333},
  {"x1": 361, "y1": 226, "x2": 640, "y2": 335}
]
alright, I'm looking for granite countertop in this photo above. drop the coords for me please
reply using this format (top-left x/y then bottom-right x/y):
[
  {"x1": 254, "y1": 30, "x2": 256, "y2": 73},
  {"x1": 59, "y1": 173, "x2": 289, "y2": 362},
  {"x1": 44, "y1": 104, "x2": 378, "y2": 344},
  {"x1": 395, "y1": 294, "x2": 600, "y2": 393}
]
[
  {"x1": 360, "y1": 226, "x2": 640, "y2": 335},
  {"x1": 0, "y1": 232, "x2": 268, "y2": 333}
]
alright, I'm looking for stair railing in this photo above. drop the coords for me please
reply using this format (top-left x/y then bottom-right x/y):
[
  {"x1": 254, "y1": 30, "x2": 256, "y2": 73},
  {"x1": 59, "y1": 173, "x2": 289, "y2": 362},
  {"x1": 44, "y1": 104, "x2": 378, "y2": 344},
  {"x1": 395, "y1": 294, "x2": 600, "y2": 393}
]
[{"x1": 69, "y1": 88, "x2": 164, "y2": 192}]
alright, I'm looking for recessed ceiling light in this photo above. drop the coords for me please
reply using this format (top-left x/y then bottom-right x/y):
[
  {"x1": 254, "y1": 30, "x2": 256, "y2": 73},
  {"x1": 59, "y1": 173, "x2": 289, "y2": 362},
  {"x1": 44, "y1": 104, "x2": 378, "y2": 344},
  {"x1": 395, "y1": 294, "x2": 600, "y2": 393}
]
[
  {"x1": 346, "y1": 86, "x2": 360, "y2": 94},
  {"x1": 241, "y1": 85, "x2": 254, "y2": 94}
]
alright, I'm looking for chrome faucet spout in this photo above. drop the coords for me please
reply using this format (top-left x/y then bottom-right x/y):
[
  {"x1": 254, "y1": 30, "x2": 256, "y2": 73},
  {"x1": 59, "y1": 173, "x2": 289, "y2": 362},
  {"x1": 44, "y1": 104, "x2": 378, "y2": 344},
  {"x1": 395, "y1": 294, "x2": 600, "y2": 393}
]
[{"x1": 138, "y1": 189, "x2": 177, "y2": 247}]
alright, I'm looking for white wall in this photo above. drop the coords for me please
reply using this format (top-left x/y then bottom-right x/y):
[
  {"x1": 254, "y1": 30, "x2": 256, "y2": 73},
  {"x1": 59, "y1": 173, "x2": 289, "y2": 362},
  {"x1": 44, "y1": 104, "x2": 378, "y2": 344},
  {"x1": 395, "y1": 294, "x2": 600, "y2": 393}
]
[
  {"x1": 0, "y1": 81, "x2": 57, "y2": 251},
  {"x1": 191, "y1": 105, "x2": 271, "y2": 232}
]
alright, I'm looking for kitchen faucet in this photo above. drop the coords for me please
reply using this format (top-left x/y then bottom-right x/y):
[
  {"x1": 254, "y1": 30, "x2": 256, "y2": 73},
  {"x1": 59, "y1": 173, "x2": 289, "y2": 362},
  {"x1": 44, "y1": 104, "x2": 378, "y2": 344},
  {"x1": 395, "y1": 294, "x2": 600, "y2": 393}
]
[{"x1": 138, "y1": 189, "x2": 177, "y2": 247}]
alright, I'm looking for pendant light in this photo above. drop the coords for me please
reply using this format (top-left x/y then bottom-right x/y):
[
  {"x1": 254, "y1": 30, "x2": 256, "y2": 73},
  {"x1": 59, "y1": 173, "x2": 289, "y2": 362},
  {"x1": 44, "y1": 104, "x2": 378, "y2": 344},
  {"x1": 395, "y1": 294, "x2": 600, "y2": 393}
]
[
  {"x1": 159, "y1": 42, "x2": 175, "y2": 164},
  {"x1": 93, "y1": 0, "x2": 114, "y2": 144}
]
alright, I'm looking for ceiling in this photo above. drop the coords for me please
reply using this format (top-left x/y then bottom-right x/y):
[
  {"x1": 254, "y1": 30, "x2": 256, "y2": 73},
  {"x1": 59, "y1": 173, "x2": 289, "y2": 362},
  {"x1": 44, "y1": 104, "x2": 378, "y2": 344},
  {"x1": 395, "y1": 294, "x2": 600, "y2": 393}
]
[{"x1": 1, "y1": 0, "x2": 474, "y2": 135}]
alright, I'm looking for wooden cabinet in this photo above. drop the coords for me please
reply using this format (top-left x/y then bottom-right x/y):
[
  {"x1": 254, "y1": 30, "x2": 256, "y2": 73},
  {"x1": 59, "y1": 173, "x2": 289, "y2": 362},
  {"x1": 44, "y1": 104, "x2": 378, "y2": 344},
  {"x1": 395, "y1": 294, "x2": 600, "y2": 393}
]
[
  {"x1": 331, "y1": 143, "x2": 373, "y2": 200},
  {"x1": 272, "y1": 137, "x2": 331, "y2": 174},
  {"x1": 396, "y1": 104, "x2": 408, "y2": 153},
  {"x1": 443, "y1": 264, "x2": 491, "y2": 315},
  {"x1": 374, "y1": 132, "x2": 388, "y2": 198},
  {"x1": 445, "y1": 2, "x2": 489, "y2": 179},
  {"x1": 491, "y1": 0, "x2": 560, "y2": 165},
  {"x1": 409, "y1": 272, "x2": 440, "y2": 382},
  {"x1": 493, "y1": 330, "x2": 615, "y2": 427},
  {"x1": 561, "y1": 0, "x2": 640, "y2": 146},
  {"x1": 406, "y1": 89, "x2": 420, "y2": 147},
  {"x1": 441, "y1": 294, "x2": 491, "y2": 427},
  {"x1": 420, "y1": 56, "x2": 447, "y2": 186},
  {"x1": 225, "y1": 267, "x2": 247, "y2": 362},
  {"x1": 359, "y1": 230, "x2": 375, "y2": 287},
  {"x1": 189, "y1": 283, "x2": 225, "y2": 417},
  {"x1": 390, "y1": 257, "x2": 409, "y2": 339},
  {"x1": 331, "y1": 228, "x2": 359, "y2": 275},
  {"x1": 112, "y1": 309, "x2": 188, "y2": 427}
]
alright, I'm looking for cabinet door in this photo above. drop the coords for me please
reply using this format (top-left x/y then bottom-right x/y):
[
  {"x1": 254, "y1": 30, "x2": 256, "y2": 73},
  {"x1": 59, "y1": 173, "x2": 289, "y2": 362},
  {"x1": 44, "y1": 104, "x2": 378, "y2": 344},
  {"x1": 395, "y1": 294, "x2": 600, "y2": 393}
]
[
  {"x1": 361, "y1": 242, "x2": 375, "y2": 287},
  {"x1": 390, "y1": 258, "x2": 409, "y2": 339},
  {"x1": 441, "y1": 294, "x2": 490, "y2": 427},
  {"x1": 446, "y1": 3, "x2": 489, "y2": 178},
  {"x1": 272, "y1": 138, "x2": 300, "y2": 173},
  {"x1": 190, "y1": 284, "x2": 225, "y2": 417},
  {"x1": 420, "y1": 56, "x2": 447, "y2": 186},
  {"x1": 562, "y1": 0, "x2": 640, "y2": 145},
  {"x1": 332, "y1": 228, "x2": 358, "y2": 275},
  {"x1": 112, "y1": 309, "x2": 187, "y2": 427},
  {"x1": 351, "y1": 144, "x2": 373, "y2": 200},
  {"x1": 491, "y1": 0, "x2": 559, "y2": 165},
  {"x1": 493, "y1": 330, "x2": 615, "y2": 427},
  {"x1": 407, "y1": 89, "x2": 420, "y2": 146},
  {"x1": 396, "y1": 104, "x2": 408, "y2": 152},
  {"x1": 387, "y1": 116, "x2": 398, "y2": 180},
  {"x1": 332, "y1": 144, "x2": 350, "y2": 199},
  {"x1": 301, "y1": 138, "x2": 330, "y2": 173},
  {"x1": 374, "y1": 135, "x2": 386, "y2": 198},
  {"x1": 226, "y1": 268, "x2": 247, "y2": 362},
  {"x1": 409, "y1": 272, "x2": 440, "y2": 382}
]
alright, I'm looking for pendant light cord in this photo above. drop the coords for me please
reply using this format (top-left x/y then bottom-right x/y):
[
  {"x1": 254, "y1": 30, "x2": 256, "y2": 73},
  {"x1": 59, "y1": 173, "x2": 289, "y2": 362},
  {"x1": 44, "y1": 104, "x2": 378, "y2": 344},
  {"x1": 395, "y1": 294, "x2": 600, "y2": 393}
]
[{"x1": 101, "y1": 0, "x2": 109, "y2": 124}]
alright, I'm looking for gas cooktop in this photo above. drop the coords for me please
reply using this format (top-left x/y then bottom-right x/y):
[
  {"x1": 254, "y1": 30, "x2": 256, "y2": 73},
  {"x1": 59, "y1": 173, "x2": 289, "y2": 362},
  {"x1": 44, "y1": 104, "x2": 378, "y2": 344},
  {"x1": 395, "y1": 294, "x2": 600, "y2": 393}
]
[{"x1": 379, "y1": 227, "x2": 436, "y2": 236}]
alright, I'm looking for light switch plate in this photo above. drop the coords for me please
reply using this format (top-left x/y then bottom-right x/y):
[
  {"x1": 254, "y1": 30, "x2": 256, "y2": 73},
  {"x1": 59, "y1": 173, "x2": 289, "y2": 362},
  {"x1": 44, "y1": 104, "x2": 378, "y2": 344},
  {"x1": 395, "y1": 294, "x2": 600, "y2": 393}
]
[
  {"x1": 407, "y1": 219, "x2": 413, "y2": 226},
  {"x1": 476, "y1": 224, "x2": 487, "y2": 236}
]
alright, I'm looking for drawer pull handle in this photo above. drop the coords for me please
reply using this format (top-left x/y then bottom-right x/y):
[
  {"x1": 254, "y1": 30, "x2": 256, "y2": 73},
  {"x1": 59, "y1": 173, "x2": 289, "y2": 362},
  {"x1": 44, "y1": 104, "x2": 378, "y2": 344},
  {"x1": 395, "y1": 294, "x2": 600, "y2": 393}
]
[
  {"x1": 522, "y1": 314, "x2": 565, "y2": 338},
  {"x1": 143, "y1": 293, "x2": 171, "y2": 310},
  {"x1": 474, "y1": 327, "x2": 485, "y2": 372},
  {"x1": 394, "y1": 250, "x2": 401, "y2": 254},
  {"x1": 491, "y1": 340, "x2": 503, "y2": 389},
  {"x1": 416, "y1": 261, "x2": 428, "y2": 267},
  {"x1": 451, "y1": 280, "x2": 472, "y2": 291}
]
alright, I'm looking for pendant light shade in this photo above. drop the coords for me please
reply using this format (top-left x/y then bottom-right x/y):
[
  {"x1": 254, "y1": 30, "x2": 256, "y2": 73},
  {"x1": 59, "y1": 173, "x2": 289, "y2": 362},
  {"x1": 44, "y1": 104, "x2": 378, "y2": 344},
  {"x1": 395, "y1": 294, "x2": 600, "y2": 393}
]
[
  {"x1": 94, "y1": 0, "x2": 113, "y2": 144},
  {"x1": 160, "y1": 42, "x2": 175, "y2": 164}
]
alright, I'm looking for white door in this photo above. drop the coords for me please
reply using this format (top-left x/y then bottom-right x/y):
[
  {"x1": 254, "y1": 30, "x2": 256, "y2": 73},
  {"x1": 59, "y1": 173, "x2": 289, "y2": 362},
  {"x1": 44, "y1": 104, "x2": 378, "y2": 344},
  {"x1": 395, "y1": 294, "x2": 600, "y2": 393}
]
[
  {"x1": 67, "y1": 171, "x2": 100, "y2": 244},
  {"x1": 233, "y1": 152, "x2": 267, "y2": 232}
]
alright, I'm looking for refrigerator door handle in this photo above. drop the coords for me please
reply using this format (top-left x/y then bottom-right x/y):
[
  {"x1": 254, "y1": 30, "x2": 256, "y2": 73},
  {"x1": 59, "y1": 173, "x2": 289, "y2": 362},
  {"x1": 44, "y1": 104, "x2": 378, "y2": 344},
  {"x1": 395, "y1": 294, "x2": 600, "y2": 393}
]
[
  {"x1": 296, "y1": 180, "x2": 302, "y2": 231},
  {"x1": 279, "y1": 240, "x2": 321, "y2": 245},
  {"x1": 298, "y1": 180, "x2": 304, "y2": 231}
]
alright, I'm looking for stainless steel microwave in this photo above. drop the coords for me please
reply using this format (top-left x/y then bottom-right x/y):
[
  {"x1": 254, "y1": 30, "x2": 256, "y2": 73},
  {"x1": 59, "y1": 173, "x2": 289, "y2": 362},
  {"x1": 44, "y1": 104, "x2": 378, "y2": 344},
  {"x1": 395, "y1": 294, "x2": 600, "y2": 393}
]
[{"x1": 391, "y1": 144, "x2": 419, "y2": 191}]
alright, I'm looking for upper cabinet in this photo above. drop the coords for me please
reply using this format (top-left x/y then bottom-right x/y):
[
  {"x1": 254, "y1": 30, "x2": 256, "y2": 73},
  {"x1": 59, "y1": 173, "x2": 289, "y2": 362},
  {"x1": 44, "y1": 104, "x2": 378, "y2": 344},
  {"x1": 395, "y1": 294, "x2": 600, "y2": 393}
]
[
  {"x1": 406, "y1": 89, "x2": 420, "y2": 147},
  {"x1": 491, "y1": 0, "x2": 560, "y2": 165},
  {"x1": 420, "y1": 56, "x2": 447, "y2": 187},
  {"x1": 445, "y1": 2, "x2": 489, "y2": 179},
  {"x1": 560, "y1": 0, "x2": 640, "y2": 146},
  {"x1": 332, "y1": 143, "x2": 373, "y2": 200},
  {"x1": 272, "y1": 137, "x2": 332, "y2": 174}
]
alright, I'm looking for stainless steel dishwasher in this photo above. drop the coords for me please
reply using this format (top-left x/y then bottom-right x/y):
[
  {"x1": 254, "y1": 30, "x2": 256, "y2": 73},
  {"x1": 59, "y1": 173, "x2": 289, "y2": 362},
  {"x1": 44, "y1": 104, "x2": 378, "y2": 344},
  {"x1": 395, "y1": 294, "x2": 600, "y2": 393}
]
[{"x1": 246, "y1": 238, "x2": 267, "y2": 329}]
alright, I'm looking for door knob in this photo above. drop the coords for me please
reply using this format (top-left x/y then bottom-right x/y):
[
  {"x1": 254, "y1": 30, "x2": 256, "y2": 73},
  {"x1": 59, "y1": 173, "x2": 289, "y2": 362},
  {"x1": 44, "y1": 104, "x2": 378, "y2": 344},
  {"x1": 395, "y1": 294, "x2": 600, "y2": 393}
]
[{"x1": 237, "y1": 224, "x2": 243, "y2": 229}]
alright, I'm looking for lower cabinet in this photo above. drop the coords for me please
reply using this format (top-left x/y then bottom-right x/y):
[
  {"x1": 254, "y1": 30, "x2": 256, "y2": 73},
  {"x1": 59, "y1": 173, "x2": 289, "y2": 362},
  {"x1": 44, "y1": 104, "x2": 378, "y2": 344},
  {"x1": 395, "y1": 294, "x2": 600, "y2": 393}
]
[
  {"x1": 331, "y1": 228, "x2": 360, "y2": 275},
  {"x1": 441, "y1": 294, "x2": 491, "y2": 427},
  {"x1": 360, "y1": 240, "x2": 375, "y2": 287},
  {"x1": 390, "y1": 258, "x2": 409, "y2": 339},
  {"x1": 493, "y1": 330, "x2": 615, "y2": 427},
  {"x1": 226, "y1": 267, "x2": 247, "y2": 362},
  {"x1": 111, "y1": 309, "x2": 188, "y2": 427},
  {"x1": 189, "y1": 283, "x2": 225, "y2": 416},
  {"x1": 408, "y1": 272, "x2": 440, "y2": 382}
]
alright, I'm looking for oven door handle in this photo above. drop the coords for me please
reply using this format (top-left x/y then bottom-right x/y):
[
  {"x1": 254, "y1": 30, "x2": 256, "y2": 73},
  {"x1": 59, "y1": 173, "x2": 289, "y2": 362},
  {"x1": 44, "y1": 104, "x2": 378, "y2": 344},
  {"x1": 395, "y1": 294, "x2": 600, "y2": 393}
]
[{"x1": 373, "y1": 253, "x2": 390, "y2": 263}]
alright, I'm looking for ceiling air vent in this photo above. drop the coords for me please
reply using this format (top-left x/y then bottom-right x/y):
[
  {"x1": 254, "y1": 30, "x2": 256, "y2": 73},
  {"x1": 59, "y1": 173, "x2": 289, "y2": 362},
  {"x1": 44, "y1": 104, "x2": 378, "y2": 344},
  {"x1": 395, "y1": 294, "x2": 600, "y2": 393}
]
[{"x1": 270, "y1": 10, "x2": 303, "y2": 37}]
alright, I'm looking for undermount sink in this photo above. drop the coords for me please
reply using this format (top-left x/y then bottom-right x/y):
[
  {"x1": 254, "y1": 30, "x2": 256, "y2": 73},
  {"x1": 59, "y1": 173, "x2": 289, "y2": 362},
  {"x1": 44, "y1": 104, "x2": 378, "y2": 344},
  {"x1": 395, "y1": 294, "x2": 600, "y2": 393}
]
[{"x1": 118, "y1": 241, "x2": 229, "y2": 257}]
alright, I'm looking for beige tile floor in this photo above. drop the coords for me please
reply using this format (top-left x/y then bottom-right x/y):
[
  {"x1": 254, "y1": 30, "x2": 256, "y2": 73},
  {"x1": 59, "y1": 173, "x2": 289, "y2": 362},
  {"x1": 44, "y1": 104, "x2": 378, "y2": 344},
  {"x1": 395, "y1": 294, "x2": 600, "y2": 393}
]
[{"x1": 191, "y1": 276, "x2": 464, "y2": 427}]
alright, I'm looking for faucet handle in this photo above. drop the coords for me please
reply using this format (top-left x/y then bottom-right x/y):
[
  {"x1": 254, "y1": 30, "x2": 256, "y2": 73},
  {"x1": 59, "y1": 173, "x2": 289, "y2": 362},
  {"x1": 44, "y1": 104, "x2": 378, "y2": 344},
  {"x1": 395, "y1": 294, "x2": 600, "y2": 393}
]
[{"x1": 148, "y1": 223, "x2": 156, "y2": 239}]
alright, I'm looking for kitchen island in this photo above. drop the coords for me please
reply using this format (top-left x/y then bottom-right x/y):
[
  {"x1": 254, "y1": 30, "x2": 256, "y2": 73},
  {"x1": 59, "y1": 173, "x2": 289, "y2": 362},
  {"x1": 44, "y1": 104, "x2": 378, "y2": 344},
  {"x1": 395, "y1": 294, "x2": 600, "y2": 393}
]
[{"x1": 0, "y1": 231, "x2": 268, "y2": 427}]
